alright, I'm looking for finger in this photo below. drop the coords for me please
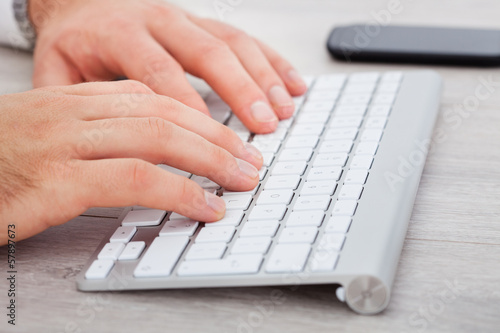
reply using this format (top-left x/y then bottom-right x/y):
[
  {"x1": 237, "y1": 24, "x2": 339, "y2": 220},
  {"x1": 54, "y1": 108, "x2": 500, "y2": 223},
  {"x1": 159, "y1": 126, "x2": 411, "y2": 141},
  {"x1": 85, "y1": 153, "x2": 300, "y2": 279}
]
[
  {"x1": 253, "y1": 39, "x2": 308, "y2": 96},
  {"x1": 111, "y1": 32, "x2": 210, "y2": 116},
  {"x1": 75, "y1": 94, "x2": 263, "y2": 168},
  {"x1": 33, "y1": 49, "x2": 83, "y2": 87},
  {"x1": 46, "y1": 80, "x2": 155, "y2": 96},
  {"x1": 73, "y1": 159, "x2": 226, "y2": 222},
  {"x1": 73, "y1": 117, "x2": 260, "y2": 191},
  {"x1": 190, "y1": 17, "x2": 294, "y2": 119},
  {"x1": 148, "y1": 14, "x2": 279, "y2": 134}
]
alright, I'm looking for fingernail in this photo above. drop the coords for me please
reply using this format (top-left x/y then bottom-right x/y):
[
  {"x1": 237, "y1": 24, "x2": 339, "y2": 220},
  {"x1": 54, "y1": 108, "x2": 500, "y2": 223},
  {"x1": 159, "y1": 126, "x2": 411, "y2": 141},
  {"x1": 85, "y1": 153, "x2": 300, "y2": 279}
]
[
  {"x1": 244, "y1": 142, "x2": 263, "y2": 161},
  {"x1": 204, "y1": 191, "x2": 225, "y2": 213},
  {"x1": 287, "y1": 69, "x2": 307, "y2": 89},
  {"x1": 268, "y1": 85, "x2": 295, "y2": 117},
  {"x1": 236, "y1": 158, "x2": 259, "y2": 179},
  {"x1": 251, "y1": 101, "x2": 279, "y2": 124}
]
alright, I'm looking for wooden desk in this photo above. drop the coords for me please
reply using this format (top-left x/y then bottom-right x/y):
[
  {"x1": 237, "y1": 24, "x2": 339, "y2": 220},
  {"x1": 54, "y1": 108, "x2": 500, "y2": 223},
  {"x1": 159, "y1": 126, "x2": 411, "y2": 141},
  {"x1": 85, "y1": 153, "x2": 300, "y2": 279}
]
[{"x1": 1, "y1": 0, "x2": 499, "y2": 332}]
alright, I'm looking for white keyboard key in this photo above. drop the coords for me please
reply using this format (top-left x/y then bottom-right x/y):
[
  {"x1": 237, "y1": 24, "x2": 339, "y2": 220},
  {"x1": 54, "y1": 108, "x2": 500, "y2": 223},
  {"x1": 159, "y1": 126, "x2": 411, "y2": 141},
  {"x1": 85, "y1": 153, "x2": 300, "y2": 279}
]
[
  {"x1": 373, "y1": 93, "x2": 396, "y2": 105},
  {"x1": 285, "y1": 135, "x2": 319, "y2": 149},
  {"x1": 306, "y1": 166, "x2": 342, "y2": 181},
  {"x1": 317, "y1": 233, "x2": 346, "y2": 252},
  {"x1": 277, "y1": 117, "x2": 294, "y2": 128},
  {"x1": 343, "y1": 83, "x2": 376, "y2": 94},
  {"x1": 85, "y1": 259, "x2": 115, "y2": 279},
  {"x1": 381, "y1": 71, "x2": 403, "y2": 82},
  {"x1": 302, "y1": 75, "x2": 315, "y2": 88},
  {"x1": 223, "y1": 184, "x2": 259, "y2": 196},
  {"x1": 313, "y1": 153, "x2": 348, "y2": 167},
  {"x1": 230, "y1": 237, "x2": 272, "y2": 254},
  {"x1": 285, "y1": 210, "x2": 325, "y2": 227},
  {"x1": 264, "y1": 175, "x2": 300, "y2": 190},
  {"x1": 160, "y1": 219, "x2": 199, "y2": 236},
  {"x1": 279, "y1": 227, "x2": 318, "y2": 244},
  {"x1": 256, "y1": 190, "x2": 294, "y2": 205},
  {"x1": 319, "y1": 140, "x2": 353, "y2": 153},
  {"x1": 365, "y1": 116, "x2": 388, "y2": 129},
  {"x1": 222, "y1": 194, "x2": 252, "y2": 210},
  {"x1": 310, "y1": 249, "x2": 339, "y2": 272},
  {"x1": 169, "y1": 212, "x2": 189, "y2": 220},
  {"x1": 157, "y1": 164, "x2": 191, "y2": 178},
  {"x1": 314, "y1": 74, "x2": 347, "y2": 90},
  {"x1": 98, "y1": 242, "x2": 125, "y2": 260},
  {"x1": 293, "y1": 95, "x2": 305, "y2": 109},
  {"x1": 134, "y1": 236, "x2": 188, "y2": 277},
  {"x1": 191, "y1": 175, "x2": 220, "y2": 189},
  {"x1": 302, "y1": 100, "x2": 335, "y2": 113},
  {"x1": 350, "y1": 155, "x2": 374, "y2": 169},
  {"x1": 248, "y1": 205, "x2": 287, "y2": 221},
  {"x1": 338, "y1": 184, "x2": 364, "y2": 200},
  {"x1": 205, "y1": 210, "x2": 244, "y2": 227},
  {"x1": 110, "y1": 226, "x2": 137, "y2": 243},
  {"x1": 289, "y1": 123, "x2": 324, "y2": 137},
  {"x1": 240, "y1": 220, "x2": 279, "y2": 237},
  {"x1": 369, "y1": 104, "x2": 392, "y2": 117},
  {"x1": 118, "y1": 241, "x2": 146, "y2": 260},
  {"x1": 195, "y1": 226, "x2": 235, "y2": 243},
  {"x1": 300, "y1": 181, "x2": 337, "y2": 196},
  {"x1": 331, "y1": 200, "x2": 358, "y2": 216},
  {"x1": 253, "y1": 128, "x2": 288, "y2": 142},
  {"x1": 252, "y1": 140, "x2": 281, "y2": 153},
  {"x1": 258, "y1": 167, "x2": 267, "y2": 180},
  {"x1": 185, "y1": 242, "x2": 226, "y2": 260},
  {"x1": 344, "y1": 170, "x2": 369, "y2": 185},
  {"x1": 349, "y1": 72, "x2": 380, "y2": 83},
  {"x1": 360, "y1": 129, "x2": 384, "y2": 142},
  {"x1": 178, "y1": 254, "x2": 262, "y2": 276},
  {"x1": 307, "y1": 90, "x2": 340, "y2": 101},
  {"x1": 293, "y1": 195, "x2": 331, "y2": 211},
  {"x1": 271, "y1": 161, "x2": 307, "y2": 176},
  {"x1": 324, "y1": 216, "x2": 352, "y2": 234},
  {"x1": 334, "y1": 105, "x2": 367, "y2": 116},
  {"x1": 377, "y1": 82, "x2": 400, "y2": 93},
  {"x1": 355, "y1": 142, "x2": 379, "y2": 155},
  {"x1": 324, "y1": 127, "x2": 359, "y2": 141},
  {"x1": 262, "y1": 152, "x2": 274, "y2": 167},
  {"x1": 338, "y1": 94, "x2": 372, "y2": 105},
  {"x1": 121, "y1": 209, "x2": 166, "y2": 227},
  {"x1": 296, "y1": 112, "x2": 329, "y2": 124},
  {"x1": 265, "y1": 244, "x2": 311, "y2": 273},
  {"x1": 278, "y1": 148, "x2": 313, "y2": 162},
  {"x1": 329, "y1": 115, "x2": 363, "y2": 129}
]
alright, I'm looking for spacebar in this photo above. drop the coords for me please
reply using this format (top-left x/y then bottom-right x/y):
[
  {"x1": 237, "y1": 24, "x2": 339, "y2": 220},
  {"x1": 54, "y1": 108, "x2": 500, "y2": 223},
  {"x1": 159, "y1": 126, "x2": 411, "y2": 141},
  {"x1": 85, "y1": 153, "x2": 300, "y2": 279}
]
[
  {"x1": 177, "y1": 255, "x2": 262, "y2": 276},
  {"x1": 134, "y1": 236, "x2": 188, "y2": 278}
]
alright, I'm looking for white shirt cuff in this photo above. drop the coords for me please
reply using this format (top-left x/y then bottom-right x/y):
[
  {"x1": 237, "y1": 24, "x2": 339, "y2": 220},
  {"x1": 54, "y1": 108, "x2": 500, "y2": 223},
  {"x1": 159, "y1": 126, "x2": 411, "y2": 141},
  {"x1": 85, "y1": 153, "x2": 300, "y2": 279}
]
[{"x1": 0, "y1": 0, "x2": 32, "y2": 50}]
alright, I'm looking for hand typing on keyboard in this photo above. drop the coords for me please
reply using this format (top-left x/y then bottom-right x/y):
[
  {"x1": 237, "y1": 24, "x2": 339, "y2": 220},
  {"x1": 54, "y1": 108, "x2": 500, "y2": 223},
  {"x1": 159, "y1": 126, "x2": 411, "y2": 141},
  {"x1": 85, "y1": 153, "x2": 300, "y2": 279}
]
[
  {"x1": 29, "y1": 0, "x2": 307, "y2": 133},
  {"x1": 0, "y1": 81, "x2": 263, "y2": 245}
]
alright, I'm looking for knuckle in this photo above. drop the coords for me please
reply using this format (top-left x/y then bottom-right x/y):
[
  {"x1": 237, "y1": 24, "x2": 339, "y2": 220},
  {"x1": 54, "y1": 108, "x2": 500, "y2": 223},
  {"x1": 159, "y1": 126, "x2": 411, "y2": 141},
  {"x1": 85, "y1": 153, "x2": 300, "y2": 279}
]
[
  {"x1": 145, "y1": 117, "x2": 174, "y2": 141},
  {"x1": 126, "y1": 159, "x2": 152, "y2": 193},
  {"x1": 197, "y1": 40, "x2": 232, "y2": 64},
  {"x1": 122, "y1": 80, "x2": 154, "y2": 94},
  {"x1": 223, "y1": 28, "x2": 250, "y2": 45}
]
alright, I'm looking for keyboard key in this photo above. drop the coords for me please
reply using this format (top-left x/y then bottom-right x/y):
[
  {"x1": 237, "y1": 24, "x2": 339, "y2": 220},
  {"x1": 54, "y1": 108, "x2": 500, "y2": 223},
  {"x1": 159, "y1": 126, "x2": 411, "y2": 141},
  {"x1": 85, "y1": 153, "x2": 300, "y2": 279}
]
[
  {"x1": 195, "y1": 226, "x2": 235, "y2": 243},
  {"x1": 85, "y1": 259, "x2": 115, "y2": 279},
  {"x1": 343, "y1": 83, "x2": 376, "y2": 94},
  {"x1": 252, "y1": 140, "x2": 281, "y2": 153},
  {"x1": 296, "y1": 112, "x2": 329, "y2": 124},
  {"x1": 98, "y1": 242, "x2": 125, "y2": 260},
  {"x1": 222, "y1": 194, "x2": 253, "y2": 210},
  {"x1": 312, "y1": 153, "x2": 348, "y2": 167},
  {"x1": 324, "y1": 216, "x2": 352, "y2": 234},
  {"x1": 329, "y1": 115, "x2": 363, "y2": 129},
  {"x1": 307, "y1": 90, "x2": 340, "y2": 101},
  {"x1": 134, "y1": 236, "x2": 189, "y2": 278},
  {"x1": 178, "y1": 254, "x2": 262, "y2": 276},
  {"x1": 377, "y1": 82, "x2": 400, "y2": 93},
  {"x1": 240, "y1": 220, "x2": 279, "y2": 237},
  {"x1": 285, "y1": 135, "x2": 319, "y2": 149},
  {"x1": 373, "y1": 93, "x2": 396, "y2": 105},
  {"x1": 205, "y1": 210, "x2": 244, "y2": 227},
  {"x1": 314, "y1": 74, "x2": 346, "y2": 90},
  {"x1": 253, "y1": 128, "x2": 288, "y2": 142},
  {"x1": 293, "y1": 195, "x2": 331, "y2": 211},
  {"x1": 248, "y1": 205, "x2": 287, "y2": 221},
  {"x1": 338, "y1": 94, "x2": 372, "y2": 105},
  {"x1": 278, "y1": 148, "x2": 313, "y2": 162},
  {"x1": 310, "y1": 249, "x2": 339, "y2": 272},
  {"x1": 302, "y1": 100, "x2": 335, "y2": 113},
  {"x1": 223, "y1": 184, "x2": 259, "y2": 196},
  {"x1": 160, "y1": 219, "x2": 199, "y2": 236},
  {"x1": 318, "y1": 140, "x2": 353, "y2": 153},
  {"x1": 317, "y1": 233, "x2": 345, "y2": 252},
  {"x1": 360, "y1": 129, "x2": 384, "y2": 142},
  {"x1": 264, "y1": 175, "x2": 301, "y2": 190},
  {"x1": 110, "y1": 226, "x2": 137, "y2": 243},
  {"x1": 121, "y1": 209, "x2": 166, "y2": 227},
  {"x1": 265, "y1": 244, "x2": 311, "y2": 273},
  {"x1": 262, "y1": 152, "x2": 274, "y2": 167},
  {"x1": 118, "y1": 241, "x2": 146, "y2": 260},
  {"x1": 271, "y1": 161, "x2": 307, "y2": 176},
  {"x1": 369, "y1": 104, "x2": 391, "y2": 117},
  {"x1": 230, "y1": 237, "x2": 272, "y2": 254},
  {"x1": 258, "y1": 167, "x2": 267, "y2": 180},
  {"x1": 349, "y1": 72, "x2": 380, "y2": 83},
  {"x1": 334, "y1": 105, "x2": 367, "y2": 116},
  {"x1": 279, "y1": 227, "x2": 318, "y2": 244},
  {"x1": 324, "y1": 127, "x2": 358, "y2": 141},
  {"x1": 338, "y1": 184, "x2": 363, "y2": 200},
  {"x1": 350, "y1": 155, "x2": 374, "y2": 170},
  {"x1": 365, "y1": 116, "x2": 388, "y2": 129},
  {"x1": 344, "y1": 170, "x2": 368, "y2": 184},
  {"x1": 285, "y1": 210, "x2": 325, "y2": 227},
  {"x1": 306, "y1": 166, "x2": 342, "y2": 181},
  {"x1": 355, "y1": 142, "x2": 379, "y2": 155},
  {"x1": 256, "y1": 189, "x2": 294, "y2": 205},
  {"x1": 289, "y1": 123, "x2": 324, "y2": 137},
  {"x1": 185, "y1": 242, "x2": 226, "y2": 260},
  {"x1": 381, "y1": 71, "x2": 402, "y2": 82},
  {"x1": 191, "y1": 176, "x2": 220, "y2": 189},
  {"x1": 300, "y1": 181, "x2": 337, "y2": 196},
  {"x1": 331, "y1": 200, "x2": 358, "y2": 216}
]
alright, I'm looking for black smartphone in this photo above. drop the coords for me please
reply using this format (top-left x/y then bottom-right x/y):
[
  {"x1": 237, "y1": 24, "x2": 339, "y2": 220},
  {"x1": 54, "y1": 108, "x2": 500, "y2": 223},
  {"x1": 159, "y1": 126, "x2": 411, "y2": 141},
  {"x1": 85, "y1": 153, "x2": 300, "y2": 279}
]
[{"x1": 327, "y1": 25, "x2": 500, "y2": 66}]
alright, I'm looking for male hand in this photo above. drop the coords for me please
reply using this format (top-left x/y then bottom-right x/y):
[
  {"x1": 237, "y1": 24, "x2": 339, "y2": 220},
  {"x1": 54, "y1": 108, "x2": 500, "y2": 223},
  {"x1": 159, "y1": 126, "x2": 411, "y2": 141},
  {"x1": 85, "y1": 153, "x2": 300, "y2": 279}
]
[
  {"x1": 0, "y1": 80, "x2": 262, "y2": 244},
  {"x1": 30, "y1": 0, "x2": 307, "y2": 133}
]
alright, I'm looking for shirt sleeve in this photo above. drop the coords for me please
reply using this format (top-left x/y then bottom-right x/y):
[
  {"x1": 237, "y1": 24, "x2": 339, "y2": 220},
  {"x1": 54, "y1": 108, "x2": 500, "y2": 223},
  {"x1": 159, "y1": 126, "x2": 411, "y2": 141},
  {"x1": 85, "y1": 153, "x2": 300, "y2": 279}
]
[{"x1": 0, "y1": 0, "x2": 32, "y2": 50}]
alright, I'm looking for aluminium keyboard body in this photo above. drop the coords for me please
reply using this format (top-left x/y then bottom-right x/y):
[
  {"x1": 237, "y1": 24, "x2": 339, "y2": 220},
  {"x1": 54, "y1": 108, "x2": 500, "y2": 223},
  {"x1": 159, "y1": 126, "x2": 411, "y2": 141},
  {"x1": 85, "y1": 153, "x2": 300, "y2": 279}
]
[{"x1": 76, "y1": 70, "x2": 442, "y2": 315}]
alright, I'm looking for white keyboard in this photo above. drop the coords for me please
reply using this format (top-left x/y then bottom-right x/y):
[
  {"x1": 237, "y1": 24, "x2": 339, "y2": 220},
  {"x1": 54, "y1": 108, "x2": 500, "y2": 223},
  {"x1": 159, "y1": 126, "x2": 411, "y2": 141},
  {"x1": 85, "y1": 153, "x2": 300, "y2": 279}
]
[{"x1": 77, "y1": 70, "x2": 442, "y2": 315}]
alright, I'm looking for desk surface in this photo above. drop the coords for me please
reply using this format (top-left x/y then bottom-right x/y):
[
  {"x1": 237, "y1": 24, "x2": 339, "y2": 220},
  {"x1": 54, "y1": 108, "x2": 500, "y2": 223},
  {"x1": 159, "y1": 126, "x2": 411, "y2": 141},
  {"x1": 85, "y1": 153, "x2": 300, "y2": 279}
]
[{"x1": 1, "y1": 0, "x2": 500, "y2": 332}]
